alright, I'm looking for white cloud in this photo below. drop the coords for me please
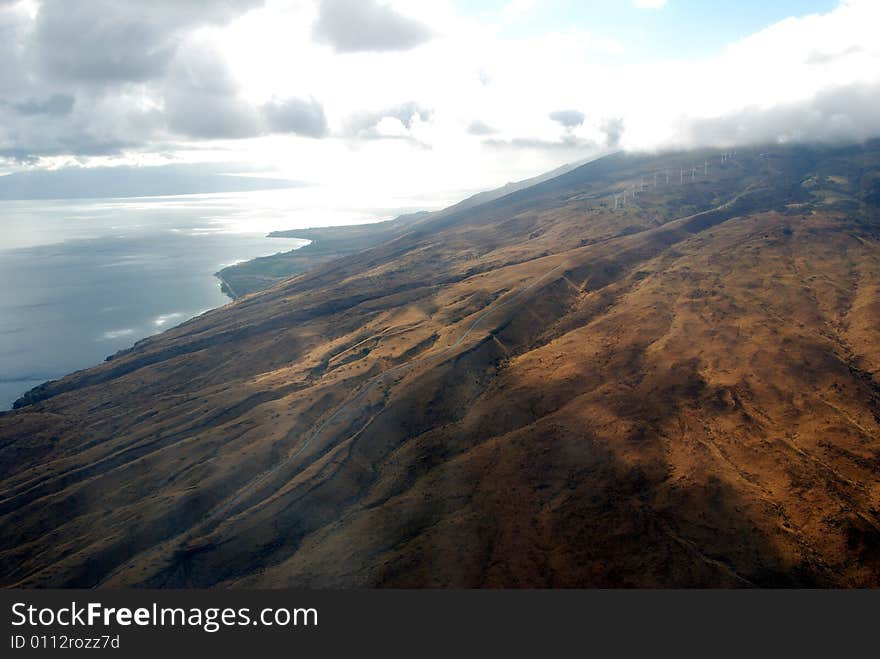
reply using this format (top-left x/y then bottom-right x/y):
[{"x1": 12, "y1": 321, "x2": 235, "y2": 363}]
[
  {"x1": 1, "y1": 0, "x2": 880, "y2": 209},
  {"x1": 101, "y1": 328, "x2": 135, "y2": 340},
  {"x1": 312, "y1": 0, "x2": 432, "y2": 52},
  {"x1": 153, "y1": 312, "x2": 185, "y2": 327}
]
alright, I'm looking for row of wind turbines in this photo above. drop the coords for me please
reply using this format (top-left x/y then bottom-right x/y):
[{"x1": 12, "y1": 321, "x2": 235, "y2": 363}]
[{"x1": 612, "y1": 150, "x2": 737, "y2": 210}]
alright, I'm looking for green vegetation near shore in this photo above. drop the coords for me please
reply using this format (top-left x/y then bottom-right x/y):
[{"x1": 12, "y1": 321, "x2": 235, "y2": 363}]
[{"x1": 216, "y1": 211, "x2": 430, "y2": 297}]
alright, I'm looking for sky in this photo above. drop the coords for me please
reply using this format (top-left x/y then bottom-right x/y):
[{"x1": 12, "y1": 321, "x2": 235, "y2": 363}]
[{"x1": 1, "y1": 0, "x2": 879, "y2": 206}]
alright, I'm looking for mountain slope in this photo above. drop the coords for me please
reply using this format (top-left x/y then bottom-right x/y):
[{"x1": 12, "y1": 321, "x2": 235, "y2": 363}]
[
  {"x1": 1, "y1": 143, "x2": 879, "y2": 587},
  {"x1": 218, "y1": 156, "x2": 594, "y2": 298}
]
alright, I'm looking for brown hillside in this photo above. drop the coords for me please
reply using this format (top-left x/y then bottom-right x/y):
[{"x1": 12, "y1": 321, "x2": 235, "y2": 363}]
[{"x1": 1, "y1": 143, "x2": 879, "y2": 587}]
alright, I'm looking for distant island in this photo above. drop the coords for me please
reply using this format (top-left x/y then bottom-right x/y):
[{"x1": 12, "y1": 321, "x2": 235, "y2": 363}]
[{"x1": 0, "y1": 164, "x2": 305, "y2": 201}]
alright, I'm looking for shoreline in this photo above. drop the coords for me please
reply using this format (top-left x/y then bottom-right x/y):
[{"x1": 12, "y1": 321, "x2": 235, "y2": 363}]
[
  {"x1": 215, "y1": 236, "x2": 313, "y2": 301},
  {"x1": 6, "y1": 235, "x2": 310, "y2": 411},
  {"x1": 216, "y1": 272, "x2": 241, "y2": 300},
  {"x1": 214, "y1": 214, "x2": 429, "y2": 299}
]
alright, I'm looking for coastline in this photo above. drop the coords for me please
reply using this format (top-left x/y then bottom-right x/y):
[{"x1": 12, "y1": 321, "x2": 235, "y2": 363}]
[
  {"x1": 216, "y1": 272, "x2": 241, "y2": 300},
  {"x1": 215, "y1": 213, "x2": 429, "y2": 298},
  {"x1": 4, "y1": 234, "x2": 310, "y2": 411}
]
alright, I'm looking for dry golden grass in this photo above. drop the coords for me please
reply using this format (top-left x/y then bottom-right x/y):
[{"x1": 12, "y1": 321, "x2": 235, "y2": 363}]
[{"x1": 1, "y1": 143, "x2": 879, "y2": 587}]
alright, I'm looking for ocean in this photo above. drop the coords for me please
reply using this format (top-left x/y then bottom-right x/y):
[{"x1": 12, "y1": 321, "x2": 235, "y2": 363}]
[{"x1": 0, "y1": 188, "x2": 431, "y2": 410}]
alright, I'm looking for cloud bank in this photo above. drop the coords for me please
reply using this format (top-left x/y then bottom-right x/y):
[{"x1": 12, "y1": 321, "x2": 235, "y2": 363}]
[
  {"x1": 0, "y1": 0, "x2": 878, "y2": 202},
  {"x1": 0, "y1": 0, "x2": 331, "y2": 162}
]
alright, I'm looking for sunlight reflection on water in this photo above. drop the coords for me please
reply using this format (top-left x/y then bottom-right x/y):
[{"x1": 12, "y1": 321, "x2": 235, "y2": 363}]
[{"x1": 0, "y1": 187, "x2": 445, "y2": 409}]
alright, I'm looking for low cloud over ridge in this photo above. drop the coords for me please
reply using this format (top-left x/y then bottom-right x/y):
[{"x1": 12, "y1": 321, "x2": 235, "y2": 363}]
[{"x1": 677, "y1": 82, "x2": 880, "y2": 148}]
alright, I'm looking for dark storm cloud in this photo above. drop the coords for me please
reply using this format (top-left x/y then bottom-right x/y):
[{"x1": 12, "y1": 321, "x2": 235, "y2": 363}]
[
  {"x1": 31, "y1": 0, "x2": 264, "y2": 84},
  {"x1": 600, "y1": 117, "x2": 624, "y2": 148},
  {"x1": 262, "y1": 97, "x2": 329, "y2": 138},
  {"x1": 345, "y1": 101, "x2": 433, "y2": 139},
  {"x1": 680, "y1": 82, "x2": 880, "y2": 147},
  {"x1": 313, "y1": 0, "x2": 432, "y2": 53},
  {"x1": 467, "y1": 120, "x2": 499, "y2": 136},
  {"x1": 549, "y1": 109, "x2": 585, "y2": 129}
]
